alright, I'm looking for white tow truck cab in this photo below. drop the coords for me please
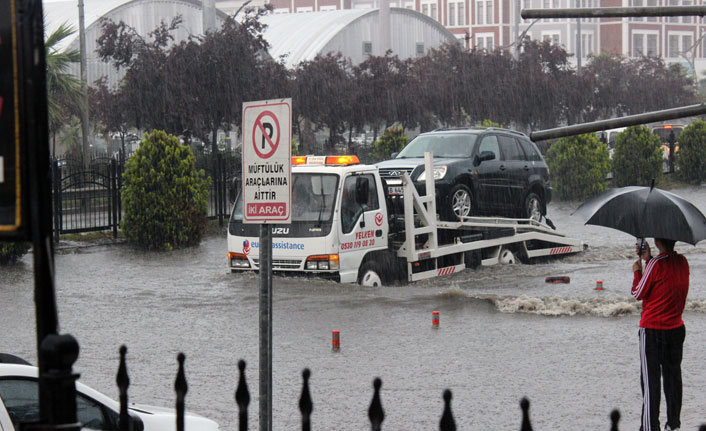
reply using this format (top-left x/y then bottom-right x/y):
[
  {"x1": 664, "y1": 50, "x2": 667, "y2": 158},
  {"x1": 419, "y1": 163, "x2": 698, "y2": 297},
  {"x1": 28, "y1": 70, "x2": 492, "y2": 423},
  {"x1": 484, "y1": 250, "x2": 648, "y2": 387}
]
[{"x1": 227, "y1": 153, "x2": 584, "y2": 285}]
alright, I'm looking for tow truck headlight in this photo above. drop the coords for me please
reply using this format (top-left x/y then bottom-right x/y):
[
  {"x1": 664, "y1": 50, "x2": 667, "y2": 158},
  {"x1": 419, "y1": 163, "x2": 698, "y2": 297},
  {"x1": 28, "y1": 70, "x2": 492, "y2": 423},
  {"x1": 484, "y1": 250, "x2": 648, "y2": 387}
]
[
  {"x1": 305, "y1": 254, "x2": 339, "y2": 271},
  {"x1": 418, "y1": 166, "x2": 447, "y2": 181},
  {"x1": 228, "y1": 252, "x2": 251, "y2": 268}
]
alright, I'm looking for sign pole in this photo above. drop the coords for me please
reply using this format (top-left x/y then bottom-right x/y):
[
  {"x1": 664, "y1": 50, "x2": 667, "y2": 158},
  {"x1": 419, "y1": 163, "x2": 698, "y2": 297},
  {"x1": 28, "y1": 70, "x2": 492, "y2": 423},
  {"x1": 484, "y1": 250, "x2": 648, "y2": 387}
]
[
  {"x1": 242, "y1": 98, "x2": 291, "y2": 431},
  {"x1": 259, "y1": 223, "x2": 272, "y2": 431}
]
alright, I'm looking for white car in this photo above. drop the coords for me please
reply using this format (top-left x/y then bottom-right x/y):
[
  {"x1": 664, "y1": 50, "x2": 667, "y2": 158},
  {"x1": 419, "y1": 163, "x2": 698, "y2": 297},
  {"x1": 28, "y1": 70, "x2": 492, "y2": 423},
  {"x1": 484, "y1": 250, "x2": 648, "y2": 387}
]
[{"x1": 0, "y1": 362, "x2": 220, "y2": 431}]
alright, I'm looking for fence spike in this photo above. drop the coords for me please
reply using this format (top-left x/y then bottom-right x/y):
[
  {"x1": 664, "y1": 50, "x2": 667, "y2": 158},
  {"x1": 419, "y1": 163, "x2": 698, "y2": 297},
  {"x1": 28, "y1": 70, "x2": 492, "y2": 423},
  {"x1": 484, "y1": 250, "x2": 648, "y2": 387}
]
[
  {"x1": 439, "y1": 389, "x2": 456, "y2": 431},
  {"x1": 610, "y1": 409, "x2": 620, "y2": 431},
  {"x1": 116, "y1": 345, "x2": 130, "y2": 431},
  {"x1": 368, "y1": 377, "x2": 385, "y2": 431},
  {"x1": 235, "y1": 360, "x2": 250, "y2": 431},
  {"x1": 520, "y1": 397, "x2": 533, "y2": 431},
  {"x1": 299, "y1": 368, "x2": 313, "y2": 431},
  {"x1": 175, "y1": 353, "x2": 187, "y2": 431}
]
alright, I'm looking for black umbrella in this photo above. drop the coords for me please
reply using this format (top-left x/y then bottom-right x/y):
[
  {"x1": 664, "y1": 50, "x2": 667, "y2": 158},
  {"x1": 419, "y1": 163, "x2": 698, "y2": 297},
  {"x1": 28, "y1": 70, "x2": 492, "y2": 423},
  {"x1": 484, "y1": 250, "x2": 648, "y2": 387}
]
[{"x1": 572, "y1": 183, "x2": 706, "y2": 245}]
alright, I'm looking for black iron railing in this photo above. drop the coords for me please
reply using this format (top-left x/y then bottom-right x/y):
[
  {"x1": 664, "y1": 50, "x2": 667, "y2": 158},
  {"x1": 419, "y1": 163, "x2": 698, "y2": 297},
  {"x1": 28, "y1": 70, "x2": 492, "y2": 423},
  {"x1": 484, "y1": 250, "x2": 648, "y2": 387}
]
[
  {"x1": 49, "y1": 151, "x2": 240, "y2": 240},
  {"x1": 104, "y1": 346, "x2": 706, "y2": 431}
]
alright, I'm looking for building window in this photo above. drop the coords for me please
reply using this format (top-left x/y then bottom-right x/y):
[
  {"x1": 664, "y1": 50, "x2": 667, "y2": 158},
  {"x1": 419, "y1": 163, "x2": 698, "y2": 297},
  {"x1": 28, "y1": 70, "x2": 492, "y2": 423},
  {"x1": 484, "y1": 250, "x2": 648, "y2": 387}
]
[
  {"x1": 486, "y1": 1, "x2": 493, "y2": 24},
  {"x1": 646, "y1": 0, "x2": 657, "y2": 22},
  {"x1": 683, "y1": 35, "x2": 693, "y2": 55},
  {"x1": 449, "y1": 3, "x2": 456, "y2": 25},
  {"x1": 431, "y1": 3, "x2": 438, "y2": 20},
  {"x1": 542, "y1": 32, "x2": 560, "y2": 46},
  {"x1": 476, "y1": 33, "x2": 494, "y2": 50},
  {"x1": 363, "y1": 41, "x2": 373, "y2": 56},
  {"x1": 669, "y1": 0, "x2": 679, "y2": 23},
  {"x1": 458, "y1": 2, "x2": 465, "y2": 25},
  {"x1": 633, "y1": 33, "x2": 644, "y2": 57},
  {"x1": 631, "y1": 0, "x2": 643, "y2": 22},
  {"x1": 668, "y1": 34, "x2": 679, "y2": 57},
  {"x1": 524, "y1": 0, "x2": 531, "y2": 10},
  {"x1": 542, "y1": 0, "x2": 550, "y2": 22},
  {"x1": 553, "y1": 0, "x2": 560, "y2": 22},
  {"x1": 581, "y1": 33, "x2": 593, "y2": 57},
  {"x1": 416, "y1": 42, "x2": 425, "y2": 56},
  {"x1": 683, "y1": 0, "x2": 692, "y2": 23},
  {"x1": 647, "y1": 34, "x2": 658, "y2": 56},
  {"x1": 422, "y1": 3, "x2": 429, "y2": 16}
]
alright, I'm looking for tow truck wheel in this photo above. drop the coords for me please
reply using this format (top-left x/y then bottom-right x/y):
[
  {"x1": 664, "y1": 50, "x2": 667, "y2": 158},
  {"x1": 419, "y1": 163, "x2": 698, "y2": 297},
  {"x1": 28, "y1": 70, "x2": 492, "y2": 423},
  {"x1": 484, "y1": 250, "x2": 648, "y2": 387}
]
[
  {"x1": 498, "y1": 247, "x2": 516, "y2": 264},
  {"x1": 358, "y1": 261, "x2": 384, "y2": 287}
]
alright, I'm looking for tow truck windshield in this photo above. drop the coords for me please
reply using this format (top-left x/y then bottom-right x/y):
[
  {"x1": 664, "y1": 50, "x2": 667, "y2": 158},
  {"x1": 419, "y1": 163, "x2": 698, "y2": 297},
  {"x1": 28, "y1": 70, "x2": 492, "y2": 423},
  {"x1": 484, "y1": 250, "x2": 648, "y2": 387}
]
[
  {"x1": 231, "y1": 173, "x2": 339, "y2": 224},
  {"x1": 396, "y1": 133, "x2": 478, "y2": 158}
]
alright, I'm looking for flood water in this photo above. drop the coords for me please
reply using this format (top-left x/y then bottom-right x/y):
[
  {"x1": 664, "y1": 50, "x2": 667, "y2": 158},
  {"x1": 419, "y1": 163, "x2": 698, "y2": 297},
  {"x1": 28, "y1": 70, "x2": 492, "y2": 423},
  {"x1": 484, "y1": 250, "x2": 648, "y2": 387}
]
[{"x1": 2, "y1": 185, "x2": 706, "y2": 430}]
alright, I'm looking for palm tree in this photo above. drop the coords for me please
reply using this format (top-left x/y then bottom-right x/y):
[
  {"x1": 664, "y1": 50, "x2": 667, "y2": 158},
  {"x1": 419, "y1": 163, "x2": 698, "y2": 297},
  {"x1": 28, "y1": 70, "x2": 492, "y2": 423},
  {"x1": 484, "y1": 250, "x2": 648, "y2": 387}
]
[{"x1": 45, "y1": 22, "x2": 83, "y2": 157}]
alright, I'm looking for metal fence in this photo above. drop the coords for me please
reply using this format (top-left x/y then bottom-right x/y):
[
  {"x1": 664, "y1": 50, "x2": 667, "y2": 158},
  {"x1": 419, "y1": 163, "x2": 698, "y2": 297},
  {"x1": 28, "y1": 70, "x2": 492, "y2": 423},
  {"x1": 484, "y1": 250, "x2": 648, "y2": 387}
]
[
  {"x1": 105, "y1": 346, "x2": 649, "y2": 431},
  {"x1": 50, "y1": 151, "x2": 240, "y2": 240}
]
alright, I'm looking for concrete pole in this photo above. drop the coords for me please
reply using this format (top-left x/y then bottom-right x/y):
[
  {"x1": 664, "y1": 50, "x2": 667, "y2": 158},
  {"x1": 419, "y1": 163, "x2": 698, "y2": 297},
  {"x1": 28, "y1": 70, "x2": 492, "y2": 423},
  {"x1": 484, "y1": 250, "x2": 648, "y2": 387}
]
[
  {"x1": 379, "y1": 0, "x2": 391, "y2": 55},
  {"x1": 203, "y1": 0, "x2": 216, "y2": 33},
  {"x1": 78, "y1": 0, "x2": 90, "y2": 167},
  {"x1": 515, "y1": 0, "x2": 520, "y2": 59},
  {"x1": 575, "y1": 0, "x2": 582, "y2": 76}
]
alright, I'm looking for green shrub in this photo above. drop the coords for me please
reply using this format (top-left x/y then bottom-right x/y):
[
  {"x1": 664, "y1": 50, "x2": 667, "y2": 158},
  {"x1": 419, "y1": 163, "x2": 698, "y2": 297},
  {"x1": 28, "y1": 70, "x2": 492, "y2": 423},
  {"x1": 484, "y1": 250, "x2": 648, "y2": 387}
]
[
  {"x1": 369, "y1": 126, "x2": 409, "y2": 162},
  {"x1": 611, "y1": 125, "x2": 663, "y2": 187},
  {"x1": 0, "y1": 242, "x2": 30, "y2": 264},
  {"x1": 546, "y1": 133, "x2": 611, "y2": 200},
  {"x1": 121, "y1": 130, "x2": 211, "y2": 251},
  {"x1": 676, "y1": 120, "x2": 706, "y2": 184}
]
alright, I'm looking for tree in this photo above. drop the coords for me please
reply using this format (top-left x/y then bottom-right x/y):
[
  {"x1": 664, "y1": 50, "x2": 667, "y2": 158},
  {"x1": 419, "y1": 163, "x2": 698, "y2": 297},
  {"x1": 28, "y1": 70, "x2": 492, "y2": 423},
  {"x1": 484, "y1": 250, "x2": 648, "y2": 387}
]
[
  {"x1": 294, "y1": 53, "x2": 354, "y2": 153},
  {"x1": 121, "y1": 130, "x2": 210, "y2": 250},
  {"x1": 369, "y1": 125, "x2": 409, "y2": 162},
  {"x1": 611, "y1": 126, "x2": 663, "y2": 187},
  {"x1": 676, "y1": 120, "x2": 706, "y2": 184},
  {"x1": 45, "y1": 22, "x2": 84, "y2": 157},
  {"x1": 545, "y1": 134, "x2": 611, "y2": 201},
  {"x1": 89, "y1": 77, "x2": 135, "y2": 157}
]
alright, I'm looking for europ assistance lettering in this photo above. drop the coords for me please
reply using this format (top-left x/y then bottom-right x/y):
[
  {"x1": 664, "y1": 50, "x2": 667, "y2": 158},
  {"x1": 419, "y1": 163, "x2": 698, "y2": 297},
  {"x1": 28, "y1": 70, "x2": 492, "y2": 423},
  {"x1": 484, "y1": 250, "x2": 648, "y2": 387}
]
[{"x1": 250, "y1": 240, "x2": 305, "y2": 250}]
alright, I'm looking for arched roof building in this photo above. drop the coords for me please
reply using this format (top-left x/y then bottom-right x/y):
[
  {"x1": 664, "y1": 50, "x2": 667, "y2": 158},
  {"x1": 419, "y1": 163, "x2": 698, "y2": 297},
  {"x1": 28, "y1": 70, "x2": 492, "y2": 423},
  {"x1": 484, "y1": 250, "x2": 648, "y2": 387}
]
[
  {"x1": 260, "y1": 8, "x2": 458, "y2": 69},
  {"x1": 43, "y1": 0, "x2": 229, "y2": 87}
]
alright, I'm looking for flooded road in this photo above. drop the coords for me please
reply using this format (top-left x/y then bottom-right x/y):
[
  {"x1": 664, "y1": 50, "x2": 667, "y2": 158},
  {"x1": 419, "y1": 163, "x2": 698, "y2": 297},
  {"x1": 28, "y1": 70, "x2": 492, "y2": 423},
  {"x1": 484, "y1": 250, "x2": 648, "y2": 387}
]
[{"x1": 2, "y1": 185, "x2": 706, "y2": 430}]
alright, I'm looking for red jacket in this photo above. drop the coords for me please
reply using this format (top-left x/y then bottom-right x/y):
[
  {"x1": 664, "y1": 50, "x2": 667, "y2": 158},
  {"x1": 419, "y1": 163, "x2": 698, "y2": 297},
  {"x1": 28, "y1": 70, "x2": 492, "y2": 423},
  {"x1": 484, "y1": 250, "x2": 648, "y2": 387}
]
[{"x1": 632, "y1": 251, "x2": 689, "y2": 329}]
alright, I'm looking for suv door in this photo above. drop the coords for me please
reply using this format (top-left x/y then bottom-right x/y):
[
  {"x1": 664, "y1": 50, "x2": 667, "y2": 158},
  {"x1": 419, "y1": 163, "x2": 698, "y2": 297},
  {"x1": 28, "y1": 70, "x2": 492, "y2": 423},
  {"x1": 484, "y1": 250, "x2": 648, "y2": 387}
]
[
  {"x1": 497, "y1": 135, "x2": 530, "y2": 210},
  {"x1": 473, "y1": 134, "x2": 510, "y2": 212}
]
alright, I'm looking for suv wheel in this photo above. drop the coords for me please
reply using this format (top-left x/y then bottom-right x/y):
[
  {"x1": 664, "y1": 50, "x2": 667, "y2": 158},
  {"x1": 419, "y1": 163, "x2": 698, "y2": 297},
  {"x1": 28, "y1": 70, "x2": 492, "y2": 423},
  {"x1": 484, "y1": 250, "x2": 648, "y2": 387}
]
[
  {"x1": 524, "y1": 192, "x2": 544, "y2": 222},
  {"x1": 447, "y1": 184, "x2": 473, "y2": 220}
]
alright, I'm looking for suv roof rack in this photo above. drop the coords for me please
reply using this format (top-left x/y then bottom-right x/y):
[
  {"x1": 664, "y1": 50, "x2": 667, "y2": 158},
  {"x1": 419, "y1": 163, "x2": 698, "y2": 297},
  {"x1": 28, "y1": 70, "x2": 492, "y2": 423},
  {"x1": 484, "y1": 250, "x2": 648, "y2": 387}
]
[
  {"x1": 484, "y1": 127, "x2": 529, "y2": 137},
  {"x1": 429, "y1": 126, "x2": 529, "y2": 138}
]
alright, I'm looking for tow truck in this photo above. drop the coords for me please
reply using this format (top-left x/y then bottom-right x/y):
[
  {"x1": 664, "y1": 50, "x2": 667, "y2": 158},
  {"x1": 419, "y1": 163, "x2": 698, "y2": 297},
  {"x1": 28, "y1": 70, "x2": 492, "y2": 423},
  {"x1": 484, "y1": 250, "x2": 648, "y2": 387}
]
[{"x1": 227, "y1": 153, "x2": 584, "y2": 286}]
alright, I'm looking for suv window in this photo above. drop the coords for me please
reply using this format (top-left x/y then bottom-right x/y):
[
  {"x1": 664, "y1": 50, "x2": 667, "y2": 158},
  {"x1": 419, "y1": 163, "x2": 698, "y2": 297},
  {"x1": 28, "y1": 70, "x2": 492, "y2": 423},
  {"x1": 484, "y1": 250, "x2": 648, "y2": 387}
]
[
  {"x1": 397, "y1": 134, "x2": 477, "y2": 158},
  {"x1": 499, "y1": 135, "x2": 526, "y2": 161},
  {"x1": 518, "y1": 139, "x2": 543, "y2": 161},
  {"x1": 477, "y1": 135, "x2": 501, "y2": 160}
]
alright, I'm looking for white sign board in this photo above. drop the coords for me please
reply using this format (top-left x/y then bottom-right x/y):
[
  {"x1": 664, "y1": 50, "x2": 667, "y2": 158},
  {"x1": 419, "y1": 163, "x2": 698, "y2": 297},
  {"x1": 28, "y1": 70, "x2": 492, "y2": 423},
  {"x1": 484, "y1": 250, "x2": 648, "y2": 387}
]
[{"x1": 242, "y1": 98, "x2": 292, "y2": 224}]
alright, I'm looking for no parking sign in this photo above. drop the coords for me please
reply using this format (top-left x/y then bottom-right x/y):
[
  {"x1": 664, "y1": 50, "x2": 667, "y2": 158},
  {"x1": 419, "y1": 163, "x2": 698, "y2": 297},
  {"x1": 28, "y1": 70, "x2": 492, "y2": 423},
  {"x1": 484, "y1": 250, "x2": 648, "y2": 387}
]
[{"x1": 242, "y1": 98, "x2": 292, "y2": 223}]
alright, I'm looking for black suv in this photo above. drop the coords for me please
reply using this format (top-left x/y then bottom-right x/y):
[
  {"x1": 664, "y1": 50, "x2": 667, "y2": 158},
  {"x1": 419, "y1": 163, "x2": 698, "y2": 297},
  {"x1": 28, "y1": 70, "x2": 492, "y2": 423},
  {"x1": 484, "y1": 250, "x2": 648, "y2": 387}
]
[{"x1": 376, "y1": 127, "x2": 552, "y2": 222}]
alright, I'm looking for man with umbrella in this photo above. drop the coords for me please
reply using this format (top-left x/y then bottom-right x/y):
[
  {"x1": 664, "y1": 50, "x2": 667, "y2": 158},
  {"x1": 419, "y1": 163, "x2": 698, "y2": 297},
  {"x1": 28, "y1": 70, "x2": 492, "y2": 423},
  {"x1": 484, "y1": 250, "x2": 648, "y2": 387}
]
[
  {"x1": 574, "y1": 182, "x2": 705, "y2": 431},
  {"x1": 632, "y1": 238, "x2": 689, "y2": 431}
]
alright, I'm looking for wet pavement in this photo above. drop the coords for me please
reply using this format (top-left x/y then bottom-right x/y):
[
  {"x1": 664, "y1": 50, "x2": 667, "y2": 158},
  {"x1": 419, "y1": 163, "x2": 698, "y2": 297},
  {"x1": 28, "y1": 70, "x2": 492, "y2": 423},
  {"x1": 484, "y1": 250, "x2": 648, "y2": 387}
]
[{"x1": 2, "y1": 184, "x2": 706, "y2": 430}]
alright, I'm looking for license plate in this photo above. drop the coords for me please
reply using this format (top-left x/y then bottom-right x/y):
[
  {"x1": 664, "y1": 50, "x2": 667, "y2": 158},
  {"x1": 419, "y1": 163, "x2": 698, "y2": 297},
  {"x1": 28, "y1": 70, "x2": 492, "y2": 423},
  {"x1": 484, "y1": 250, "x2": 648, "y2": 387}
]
[{"x1": 388, "y1": 186, "x2": 403, "y2": 195}]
